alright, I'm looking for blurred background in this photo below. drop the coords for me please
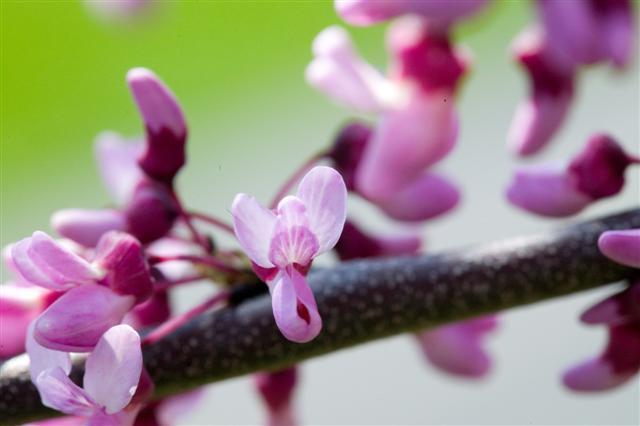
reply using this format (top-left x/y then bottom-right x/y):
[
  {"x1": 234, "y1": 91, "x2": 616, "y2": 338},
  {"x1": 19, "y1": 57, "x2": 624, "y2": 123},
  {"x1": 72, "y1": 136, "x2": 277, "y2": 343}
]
[{"x1": 2, "y1": 1, "x2": 638, "y2": 424}]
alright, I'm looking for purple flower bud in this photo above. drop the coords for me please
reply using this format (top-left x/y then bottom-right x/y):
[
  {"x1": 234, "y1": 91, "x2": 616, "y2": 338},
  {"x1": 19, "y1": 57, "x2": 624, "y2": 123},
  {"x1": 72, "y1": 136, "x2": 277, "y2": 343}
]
[
  {"x1": 124, "y1": 179, "x2": 179, "y2": 244},
  {"x1": 94, "y1": 231, "x2": 153, "y2": 303},
  {"x1": 334, "y1": 220, "x2": 421, "y2": 260},
  {"x1": 327, "y1": 121, "x2": 372, "y2": 191},
  {"x1": 581, "y1": 281, "x2": 640, "y2": 326},
  {"x1": 508, "y1": 28, "x2": 575, "y2": 156},
  {"x1": 51, "y1": 209, "x2": 127, "y2": 248},
  {"x1": 255, "y1": 368, "x2": 298, "y2": 426},
  {"x1": 126, "y1": 291, "x2": 171, "y2": 329},
  {"x1": 127, "y1": 68, "x2": 187, "y2": 183},
  {"x1": 598, "y1": 229, "x2": 640, "y2": 268}
]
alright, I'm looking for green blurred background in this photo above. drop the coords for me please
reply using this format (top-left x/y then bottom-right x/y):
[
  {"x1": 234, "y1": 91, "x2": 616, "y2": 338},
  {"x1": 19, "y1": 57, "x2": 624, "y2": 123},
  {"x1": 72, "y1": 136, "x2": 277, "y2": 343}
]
[{"x1": 2, "y1": 1, "x2": 638, "y2": 425}]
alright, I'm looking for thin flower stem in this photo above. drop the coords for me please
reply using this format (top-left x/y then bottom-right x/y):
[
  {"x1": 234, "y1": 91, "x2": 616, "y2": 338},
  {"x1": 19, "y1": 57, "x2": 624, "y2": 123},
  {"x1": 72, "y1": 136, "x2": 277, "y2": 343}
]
[
  {"x1": 188, "y1": 211, "x2": 235, "y2": 235},
  {"x1": 142, "y1": 290, "x2": 231, "y2": 346},
  {"x1": 150, "y1": 254, "x2": 238, "y2": 274},
  {"x1": 269, "y1": 151, "x2": 327, "y2": 209},
  {"x1": 154, "y1": 275, "x2": 207, "y2": 292},
  {"x1": 170, "y1": 191, "x2": 212, "y2": 252}
]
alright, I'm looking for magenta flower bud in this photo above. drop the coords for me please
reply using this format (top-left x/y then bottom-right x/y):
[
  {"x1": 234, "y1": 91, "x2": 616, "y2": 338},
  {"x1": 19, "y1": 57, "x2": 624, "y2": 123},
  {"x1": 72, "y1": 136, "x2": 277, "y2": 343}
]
[
  {"x1": 124, "y1": 179, "x2": 179, "y2": 244},
  {"x1": 387, "y1": 16, "x2": 467, "y2": 93},
  {"x1": 568, "y1": 134, "x2": 634, "y2": 200},
  {"x1": 335, "y1": 0, "x2": 488, "y2": 28},
  {"x1": 34, "y1": 285, "x2": 136, "y2": 352},
  {"x1": 563, "y1": 323, "x2": 640, "y2": 392},
  {"x1": 581, "y1": 281, "x2": 640, "y2": 326},
  {"x1": 94, "y1": 231, "x2": 153, "y2": 303},
  {"x1": 255, "y1": 368, "x2": 298, "y2": 426},
  {"x1": 334, "y1": 220, "x2": 421, "y2": 261},
  {"x1": 508, "y1": 28, "x2": 575, "y2": 156},
  {"x1": 374, "y1": 172, "x2": 460, "y2": 222},
  {"x1": 327, "y1": 121, "x2": 372, "y2": 191},
  {"x1": 127, "y1": 68, "x2": 187, "y2": 183},
  {"x1": 51, "y1": 208, "x2": 127, "y2": 248},
  {"x1": 598, "y1": 229, "x2": 640, "y2": 268},
  {"x1": 126, "y1": 291, "x2": 171, "y2": 329}
]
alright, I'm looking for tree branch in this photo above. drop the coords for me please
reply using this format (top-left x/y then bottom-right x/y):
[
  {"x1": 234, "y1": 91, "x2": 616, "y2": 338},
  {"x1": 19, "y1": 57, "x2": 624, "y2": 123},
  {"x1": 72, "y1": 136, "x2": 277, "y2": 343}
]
[{"x1": 2, "y1": 209, "x2": 639, "y2": 425}]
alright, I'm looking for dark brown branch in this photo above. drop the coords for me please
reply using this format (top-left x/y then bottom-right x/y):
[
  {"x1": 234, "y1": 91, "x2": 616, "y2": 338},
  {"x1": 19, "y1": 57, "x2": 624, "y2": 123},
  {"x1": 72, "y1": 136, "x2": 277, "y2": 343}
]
[{"x1": 1, "y1": 209, "x2": 639, "y2": 425}]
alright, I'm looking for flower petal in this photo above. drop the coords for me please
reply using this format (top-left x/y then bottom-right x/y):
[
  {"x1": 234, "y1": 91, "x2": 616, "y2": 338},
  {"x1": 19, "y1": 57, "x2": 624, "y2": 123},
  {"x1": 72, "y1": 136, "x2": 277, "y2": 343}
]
[
  {"x1": 334, "y1": 220, "x2": 421, "y2": 260},
  {"x1": 0, "y1": 284, "x2": 47, "y2": 357},
  {"x1": 156, "y1": 389, "x2": 206, "y2": 426},
  {"x1": 296, "y1": 166, "x2": 347, "y2": 254},
  {"x1": 270, "y1": 268, "x2": 322, "y2": 343},
  {"x1": 598, "y1": 229, "x2": 640, "y2": 268},
  {"x1": 94, "y1": 131, "x2": 144, "y2": 205},
  {"x1": 35, "y1": 285, "x2": 135, "y2": 352},
  {"x1": 269, "y1": 196, "x2": 319, "y2": 268},
  {"x1": 26, "y1": 322, "x2": 71, "y2": 383},
  {"x1": 84, "y1": 324, "x2": 142, "y2": 414},
  {"x1": 36, "y1": 367, "x2": 95, "y2": 417},
  {"x1": 51, "y1": 209, "x2": 127, "y2": 248},
  {"x1": 231, "y1": 193, "x2": 277, "y2": 268},
  {"x1": 562, "y1": 358, "x2": 636, "y2": 392}
]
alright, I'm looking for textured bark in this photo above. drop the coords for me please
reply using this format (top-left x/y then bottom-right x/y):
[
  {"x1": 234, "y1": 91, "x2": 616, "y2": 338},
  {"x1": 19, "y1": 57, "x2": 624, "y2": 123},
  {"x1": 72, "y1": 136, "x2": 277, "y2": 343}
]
[{"x1": 1, "y1": 209, "x2": 639, "y2": 425}]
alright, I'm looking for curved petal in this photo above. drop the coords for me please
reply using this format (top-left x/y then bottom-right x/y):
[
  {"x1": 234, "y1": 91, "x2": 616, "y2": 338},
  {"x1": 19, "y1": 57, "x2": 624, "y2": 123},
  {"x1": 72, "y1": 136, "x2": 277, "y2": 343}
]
[
  {"x1": 374, "y1": 172, "x2": 460, "y2": 222},
  {"x1": 270, "y1": 269, "x2": 322, "y2": 343},
  {"x1": 51, "y1": 209, "x2": 127, "y2": 248},
  {"x1": 563, "y1": 358, "x2": 636, "y2": 392},
  {"x1": 84, "y1": 324, "x2": 142, "y2": 414},
  {"x1": 598, "y1": 230, "x2": 640, "y2": 268},
  {"x1": 36, "y1": 367, "x2": 95, "y2": 417},
  {"x1": 94, "y1": 131, "x2": 144, "y2": 205},
  {"x1": 26, "y1": 322, "x2": 71, "y2": 383},
  {"x1": 296, "y1": 166, "x2": 347, "y2": 254},
  {"x1": 35, "y1": 285, "x2": 135, "y2": 352},
  {"x1": 0, "y1": 284, "x2": 46, "y2": 357},
  {"x1": 231, "y1": 193, "x2": 277, "y2": 268},
  {"x1": 505, "y1": 161, "x2": 592, "y2": 217}
]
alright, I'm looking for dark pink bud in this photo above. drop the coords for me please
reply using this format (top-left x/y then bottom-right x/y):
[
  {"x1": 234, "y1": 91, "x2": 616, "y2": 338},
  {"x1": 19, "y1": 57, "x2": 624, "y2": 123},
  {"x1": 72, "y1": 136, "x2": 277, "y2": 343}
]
[
  {"x1": 94, "y1": 231, "x2": 153, "y2": 303},
  {"x1": 568, "y1": 134, "x2": 633, "y2": 199},
  {"x1": 124, "y1": 179, "x2": 179, "y2": 244},
  {"x1": 335, "y1": 220, "x2": 421, "y2": 260},
  {"x1": 127, "y1": 291, "x2": 171, "y2": 329},
  {"x1": 127, "y1": 68, "x2": 187, "y2": 184},
  {"x1": 388, "y1": 17, "x2": 467, "y2": 93},
  {"x1": 255, "y1": 367, "x2": 298, "y2": 426},
  {"x1": 327, "y1": 121, "x2": 372, "y2": 191}
]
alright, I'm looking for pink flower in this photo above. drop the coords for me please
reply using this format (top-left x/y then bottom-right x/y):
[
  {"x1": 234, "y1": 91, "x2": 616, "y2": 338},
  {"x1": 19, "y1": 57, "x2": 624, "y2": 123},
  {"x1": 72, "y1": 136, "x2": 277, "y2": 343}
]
[
  {"x1": 335, "y1": 220, "x2": 421, "y2": 261},
  {"x1": 335, "y1": 0, "x2": 488, "y2": 28},
  {"x1": 416, "y1": 316, "x2": 498, "y2": 378},
  {"x1": 598, "y1": 229, "x2": 640, "y2": 268},
  {"x1": 29, "y1": 324, "x2": 144, "y2": 425},
  {"x1": 506, "y1": 134, "x2": 637, "y2": 217},
  {"x1": 85, "y1": 0, "x2": 153, "y2": 22},
  {"x1": 255, "y1": 368, "x2": 298, "y2": 426},
  {"x1": 232, "y1": 166, "x2": 347, "y2": 342}
]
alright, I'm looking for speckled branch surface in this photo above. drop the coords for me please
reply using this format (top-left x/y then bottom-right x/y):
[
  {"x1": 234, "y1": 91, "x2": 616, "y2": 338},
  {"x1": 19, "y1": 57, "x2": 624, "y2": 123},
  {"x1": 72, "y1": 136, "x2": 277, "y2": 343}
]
[{"x1": 2, "y1": 209, "x2": 640, "y2": 425}]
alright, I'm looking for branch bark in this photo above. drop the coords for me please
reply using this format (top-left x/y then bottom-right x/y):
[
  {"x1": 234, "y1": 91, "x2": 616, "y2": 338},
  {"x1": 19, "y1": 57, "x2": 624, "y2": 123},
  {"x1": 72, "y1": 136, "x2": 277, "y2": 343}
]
[{"x1": 2, "y1": 209, "x2": 639, "y2": 425}]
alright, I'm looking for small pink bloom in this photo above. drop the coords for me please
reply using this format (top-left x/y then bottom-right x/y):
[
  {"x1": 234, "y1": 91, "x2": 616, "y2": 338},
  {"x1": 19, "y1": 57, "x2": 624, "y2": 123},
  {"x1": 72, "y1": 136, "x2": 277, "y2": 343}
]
[
  {"x1": 123, "y1": 179, "x2": 179, "y2": 244},
  {"x1": 335, "y1": 220, "x2": 421, "y2": 261},
  {"x1": 255, "y1": 368, "x2": 298, "y2": 426},
  {"x1": 33, "y1": 324, "x2": 143, "y2": 424},
  {"x1": 51, "y1": 209, "x2": 127, "y2": 249},
  {"x1": 232, "y1": 166, "x2": 347, "y2": 342},
  {"x1": 598, "y1": 229, "x2": 640, "y2": 269},
  {"x1": 127, "y1": 68, "x2": 187, "y2": 184},
  {"x1": 335, "y1": 0, "x2": 488, "y2": 28},
  {"x1": 416, "y1": 316, "x2": 498, "y2": 377}
]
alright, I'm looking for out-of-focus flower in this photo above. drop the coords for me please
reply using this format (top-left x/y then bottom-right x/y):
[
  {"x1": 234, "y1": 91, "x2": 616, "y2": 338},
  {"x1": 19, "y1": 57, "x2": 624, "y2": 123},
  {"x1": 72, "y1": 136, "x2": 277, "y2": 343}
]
[
  {"x1": 506, "y1": 134, "x2": 638, "y2": 217},
  {"x1": 29, "y1": 324, "x2": 144, "y2": 425},
  {"x1": 335, "y1": 0, "x2": 488, "y2": 29},
  {"x1": 255, "y1": 368, "x2": 298, "y2": 426},
  {"x1": 563, "y1": 230, "x2": 640, "y2": 392},
  {"x1": 334, "y1": 220, "x2": 421, "y2": 261},
  {"x1": 507, "y1": 27, "x2": 575, "y2": 156},
  {"x1": 232, "y1": 166, "x2": 347, "y2": 342},
  {"x1": 85, "y1": 0, "x2": 153, "y2": 22},
  {"x1": 132, "y1": 388, "x2": 204, "y2": 426}
]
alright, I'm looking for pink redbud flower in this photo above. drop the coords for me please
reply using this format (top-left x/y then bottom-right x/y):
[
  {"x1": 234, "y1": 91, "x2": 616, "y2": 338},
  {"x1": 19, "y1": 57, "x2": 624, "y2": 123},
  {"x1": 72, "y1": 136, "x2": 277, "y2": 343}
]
[
  {"x1": 335, "y1": 220, "x2": 421, "y2": 261},
  {"x1": 255, "y1": 368, "x2": 298, "y2": 426},
  {"x1": 232, "y1": 166, "x2": 347, "y2": 343},
  {"x1": 537, "y1": 0, "x2": 635, "y2": 69},
  {"x1": 506, "y1": 134, "x2": 637, "y2": 217},
  {"x1": 335, "y1": 0, "x2": 488, "y2": 29},
  {"x1": 416, "y1": 315, "x2": 498, "y2": 378},
  {"x1": 30, "y1": 324, "x2": 144, "y2": 425},
  {"x1": 507, "y1": 27, "x2": 575, "y2": 156}
]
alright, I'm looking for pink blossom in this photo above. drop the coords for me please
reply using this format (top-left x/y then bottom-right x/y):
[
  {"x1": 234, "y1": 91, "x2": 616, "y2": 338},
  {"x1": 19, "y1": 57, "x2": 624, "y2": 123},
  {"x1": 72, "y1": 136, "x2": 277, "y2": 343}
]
[
  {"x1": 335, "y1": 220, "x2": 421, "y2": 261},
  {"x1": 30, "y1": 324, "x2": 144, "y2": 425},
  {"x1": 85, "y1": 0, "x2": 152, "y2": 22},
  {"x1": 255, "y1": 368, "x2": 298, "y2": 426},
  {"x1": 232, "y1": 166, "x2": 347, "y2": 342},
  {"x1": 506, "y1": 134, "x2": 636, "y2": 217},
  {"x1": 598, "y1": 229, "x2": 640, "y2": 268}
]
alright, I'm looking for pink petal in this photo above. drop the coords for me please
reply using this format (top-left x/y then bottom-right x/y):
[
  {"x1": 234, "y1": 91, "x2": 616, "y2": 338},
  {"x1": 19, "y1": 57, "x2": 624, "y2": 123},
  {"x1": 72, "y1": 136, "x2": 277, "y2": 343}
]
[
  {"x1": 506, "y1": 162, "x2": 592, "y2": 217},
  {"x1": 335, "y1": 220, "x2": 421, "y2": 260},
  {"x1": 296, "y1": 166, "x2": 347, "y2": 253},
  {"x1": 580, "y1": 283, "x2": 640, "y2": 326},
  {"x1": 269, "y1": 268, "x2": 322, "y2": 343},
  {"x1": 270, "y1": 197, "x2": 319, "y2": 268},
  {"x1": 35, "y1": 285, "x2": 135, "y2": 352},
  {"x1": 374, "y1": 172, "x2": 460, "y2": 222},
  {"x1": 355, "y1": 92, "x2": 458, "y2": 201},
  {"x1": 84, "y1": 324, "x2": 142, "y2": 414},
  {"x1": 231, "y1": 193, "x2": 277, "y2": 268},
  {"x1": 26, "y1": 322, "x2": 71, "y2": 383},
  {"x1": 36, "y1": 367, "x2": 95, "y2": 417},
  {"x1": 602, "y1": 2, "x2": 634, "y2": 68},
  {"x1": 598, "y1": 230, "x2": 640, "y2": 268},
  {"x1": 94, "y1": 131, "x2": 144, "y2": 205},
  {"x1": 255, "y1": 368, "x2": 298, "y2": 426},
  {"x1": 563, "y1": 358, "x2": 636, "y2": 392},
  {"x1": 156, "y1": 389, "x2": 206, "y2": 426},
  {"x1": 0, "y1": 284, "x2": 48, "y2": 357},
  {"x1": 51, "y1": 209, "x2": 127, "y2": 248}
]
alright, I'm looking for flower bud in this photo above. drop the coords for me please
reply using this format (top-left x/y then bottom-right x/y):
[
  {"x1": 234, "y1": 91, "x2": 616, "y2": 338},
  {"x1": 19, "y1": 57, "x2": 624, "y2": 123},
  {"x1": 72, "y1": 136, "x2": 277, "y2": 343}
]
[
  {"x1": 124, "y1": 179, "x2": 179, "y2": 244},
  {"x1": 327, "y1": 121, "x2": 372, "y2": 191},
  {"x1": 334, "y1": 220, "x2": 421, "y2": 260}
]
